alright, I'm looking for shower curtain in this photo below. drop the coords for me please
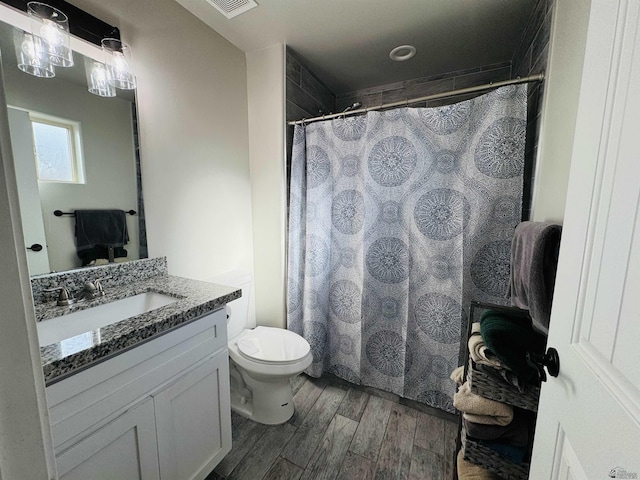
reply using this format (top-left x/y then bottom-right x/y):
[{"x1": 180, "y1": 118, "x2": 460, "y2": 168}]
[{"x1": 287, "y1": 84, "x2": 527, "y2": 412}]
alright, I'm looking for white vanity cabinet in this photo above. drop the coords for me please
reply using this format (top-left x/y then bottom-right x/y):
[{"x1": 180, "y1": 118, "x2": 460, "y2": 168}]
[{"x1": 46, "y1": 309, "x2": 231, "y2": 480}]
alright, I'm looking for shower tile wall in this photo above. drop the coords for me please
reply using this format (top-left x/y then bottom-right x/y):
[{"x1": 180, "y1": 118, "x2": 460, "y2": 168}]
[
  {"x1": 286, "y1": 50, "x2": 337, "y2": 121},
  {"x1": 334, "y1": 61, "x2": 512, "y2": 111},
  {"x1": 513, "y1": 0, "x2": 554, "y2": 220},
  {"x1": 285, "y1": 49, "x2": 337, "y2": 203}
]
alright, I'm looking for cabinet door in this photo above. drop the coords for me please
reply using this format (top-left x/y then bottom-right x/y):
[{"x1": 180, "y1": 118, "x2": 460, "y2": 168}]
[
  {"x1": 56, "y1": 397, "x2": 160, "y2": 480},
  {"x1": 154, "y1": 350, "x2": 231, "y2": 480}
]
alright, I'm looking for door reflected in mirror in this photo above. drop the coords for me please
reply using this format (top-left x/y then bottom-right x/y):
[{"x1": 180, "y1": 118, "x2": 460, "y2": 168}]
[{"x1": 0, "y1": 20, "x2": 146, "y2": 275}]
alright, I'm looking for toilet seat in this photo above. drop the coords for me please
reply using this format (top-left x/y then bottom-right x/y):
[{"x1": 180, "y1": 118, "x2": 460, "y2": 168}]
[{"x1": 236, "y1": 326, "x2": 311, "y2": 365}]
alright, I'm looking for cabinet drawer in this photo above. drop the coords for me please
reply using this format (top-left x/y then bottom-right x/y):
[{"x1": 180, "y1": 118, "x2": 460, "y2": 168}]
[{"x1": 48, "y1": 309, "x2": 227, "y2": 449}]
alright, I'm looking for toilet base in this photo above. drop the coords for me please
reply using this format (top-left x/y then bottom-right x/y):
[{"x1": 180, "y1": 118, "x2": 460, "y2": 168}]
[{"x1": 228, "y1": 359, "x2": 296, "y2": 425}]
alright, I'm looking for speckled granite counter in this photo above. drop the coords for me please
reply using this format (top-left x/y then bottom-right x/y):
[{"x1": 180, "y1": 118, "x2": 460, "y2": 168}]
[{"x1": 36, "y1": 273, "x2": 240, "y2": 385}]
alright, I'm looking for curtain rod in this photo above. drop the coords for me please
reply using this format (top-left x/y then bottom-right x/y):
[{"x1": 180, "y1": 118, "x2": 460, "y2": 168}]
[{"x1": 288, "y1": 72, "x2": 544, "y2": 126}]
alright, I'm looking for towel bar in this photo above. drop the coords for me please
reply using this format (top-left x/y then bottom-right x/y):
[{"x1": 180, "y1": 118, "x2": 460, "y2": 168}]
[{"x1": 54, "y1": 209, "x2": 137, "y2": 216}]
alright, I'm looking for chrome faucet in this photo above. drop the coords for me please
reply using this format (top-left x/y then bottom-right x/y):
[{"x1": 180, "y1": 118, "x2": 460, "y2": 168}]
[
  {"x1": 76, "y1": 279, "x2": 106, "y2": 301},
  {"x1": 43, "y1": 286, "x2": 75, "y2": 306},
  {"x1": 44, "y1": 278, "x2": 108, "y2": 305}
]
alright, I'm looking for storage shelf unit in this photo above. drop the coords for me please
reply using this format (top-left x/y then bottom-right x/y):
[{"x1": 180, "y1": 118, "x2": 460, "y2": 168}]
[{"x1": 455, "y1": 301, "x2": 542, "y2": 480}]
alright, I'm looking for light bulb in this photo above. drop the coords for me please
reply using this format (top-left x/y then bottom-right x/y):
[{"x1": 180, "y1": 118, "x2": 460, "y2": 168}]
[
  {"x1": 15, "y1": 30, "x2": 55, "y2": 78},
  {"x1": 40, "y1": 21, "x2": 64, "y2": 47},
  {"x1": 92, "y1": 66, "x2": 107, "y2": 84},
  {"x1": 112, "y1": 52, "x2": 130, "y2": 75},
  {"x1": 21, "y1": 38, "x2": 34, "y2": 56},
  {"x1": 85, "y1": 58, "x2": 115, "y2": 97}
]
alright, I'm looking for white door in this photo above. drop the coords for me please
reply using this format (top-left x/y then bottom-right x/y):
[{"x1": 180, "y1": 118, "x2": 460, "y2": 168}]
[
  {"x1": 55, "y1": 397, "x2": 160, "y2": 480},
  {"x1": 7, "y1": 107, "x2": 51, "y2": 275},
  {"x1": 154, "y1": 351, "x2": 232, "y2": 480},
  {"x1": 530, "y1": 0, "x2": 640, "y2": 478}
]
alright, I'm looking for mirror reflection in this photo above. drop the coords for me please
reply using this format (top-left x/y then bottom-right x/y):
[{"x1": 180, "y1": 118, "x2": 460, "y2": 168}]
[{"x1": 0, "y1": 20, "x2": 145, "y2": 275}]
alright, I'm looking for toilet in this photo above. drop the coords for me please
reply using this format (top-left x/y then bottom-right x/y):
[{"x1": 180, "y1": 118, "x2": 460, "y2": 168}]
[{"x1": 218, "y1": 272, "x2": 312, "y2": 425}]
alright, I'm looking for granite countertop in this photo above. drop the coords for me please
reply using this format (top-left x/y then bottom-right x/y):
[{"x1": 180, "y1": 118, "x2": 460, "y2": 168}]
[{"x1": 37, "y1": 274, "x2": 240, "y2": 385}]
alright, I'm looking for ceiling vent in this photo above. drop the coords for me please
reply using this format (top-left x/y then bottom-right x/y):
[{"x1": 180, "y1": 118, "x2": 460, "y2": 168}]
[{"x1": 206, "y1": 0, "x2": 258, "y2": 19}]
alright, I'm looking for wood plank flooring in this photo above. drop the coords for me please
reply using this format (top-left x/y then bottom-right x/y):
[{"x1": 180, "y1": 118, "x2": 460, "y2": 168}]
[{"x1": 212, "y1": 375, "x2": 459, "y2": 480}]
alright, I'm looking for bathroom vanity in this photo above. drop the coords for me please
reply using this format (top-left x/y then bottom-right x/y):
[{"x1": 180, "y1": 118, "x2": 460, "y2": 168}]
[{"x1": 32, "y1": 258, "x2": 239, "y2": 480}]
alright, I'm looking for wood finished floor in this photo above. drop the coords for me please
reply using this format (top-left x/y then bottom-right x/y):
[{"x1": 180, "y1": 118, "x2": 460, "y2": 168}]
[{"x1": 211, "y1": 374, "x2": 459, "y2": 480}]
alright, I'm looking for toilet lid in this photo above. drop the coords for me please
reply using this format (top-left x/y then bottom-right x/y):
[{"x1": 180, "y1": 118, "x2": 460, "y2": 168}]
[{"x1": 236, "y1": 326, "x2": 311, "y2": 364}]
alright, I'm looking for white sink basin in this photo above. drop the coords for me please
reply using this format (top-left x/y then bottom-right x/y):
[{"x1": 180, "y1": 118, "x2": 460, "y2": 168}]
[{"x1": 37, "y1": 292, "x2": 179, "y2": 347}]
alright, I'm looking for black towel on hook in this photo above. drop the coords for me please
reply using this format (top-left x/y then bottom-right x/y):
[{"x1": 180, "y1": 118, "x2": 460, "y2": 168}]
[{"x1": 74, "y1": 209, "x2": 129, "y2": 252}]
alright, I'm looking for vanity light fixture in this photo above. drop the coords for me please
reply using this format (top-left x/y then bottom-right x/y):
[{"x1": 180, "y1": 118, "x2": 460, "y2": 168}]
[
  {"x1": 14, "y1": 30, "x2": 55, "y2": 78},
  {"x1": 84, "y1": 57, "x2": 115, "y2": 97},
  {"x1": 14, "y1": 2, "x2": 74, "y2": 78},
  {"x1": 27, "y1": 2, "x2": 73, "y2": 68},
  {"x1": 101, "y1": 38, "x2": 136, "y2": 90}
]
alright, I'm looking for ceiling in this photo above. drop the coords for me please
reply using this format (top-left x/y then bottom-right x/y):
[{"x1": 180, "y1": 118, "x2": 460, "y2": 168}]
[{"x1": 174, "y1": 0, "x2": 538, "y2": 95}]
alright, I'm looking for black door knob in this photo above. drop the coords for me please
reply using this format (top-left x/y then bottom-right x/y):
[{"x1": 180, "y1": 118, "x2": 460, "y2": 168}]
[
  {"x1": 526, "y1": 347, "x2": 560, "y2": 382},
  {"x1": 27, "y1": 243, "x2": 43, "y2": 252}
]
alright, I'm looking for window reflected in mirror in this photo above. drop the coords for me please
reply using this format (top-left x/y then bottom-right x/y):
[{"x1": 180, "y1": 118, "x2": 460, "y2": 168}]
[{"x1": 30, "y1": 111, "x2": 84, "y2": 183}]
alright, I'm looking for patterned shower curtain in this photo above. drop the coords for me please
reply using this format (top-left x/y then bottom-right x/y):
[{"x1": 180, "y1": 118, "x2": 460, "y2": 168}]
[{"x1": 287, "y1": 84, "x2": 527, "y2": 413}]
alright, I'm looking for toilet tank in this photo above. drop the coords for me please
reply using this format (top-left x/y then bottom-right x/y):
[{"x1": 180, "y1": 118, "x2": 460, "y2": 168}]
[{"x1": 207, "y1": 270, "x2": 254, "y2": 341}]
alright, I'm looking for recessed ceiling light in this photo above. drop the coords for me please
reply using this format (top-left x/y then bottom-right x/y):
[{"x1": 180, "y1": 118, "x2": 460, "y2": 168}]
[{"x1": 389, "y1": 45, "x2": 417, "y2": 62}]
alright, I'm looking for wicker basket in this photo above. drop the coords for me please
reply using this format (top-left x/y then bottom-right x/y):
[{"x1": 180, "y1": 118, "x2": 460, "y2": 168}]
[
  {"x1": 467, "y1": 359, "x2": 540, "y2": 412},
  {"x1": 461, "y1": 425, "x2": 530, "y2": 480}
]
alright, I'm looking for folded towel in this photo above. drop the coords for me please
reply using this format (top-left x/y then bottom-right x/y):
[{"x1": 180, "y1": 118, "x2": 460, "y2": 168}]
[
  {"x1": 75, "y1": 209, "x2": 129, "y2": 251},
  {"x1": 468, "y1": 323, "x2": 505, "y2": 369},
  {"x1": 450, "y1": 366, "x2": 465, "y2": 386},
  {"x1": 454, "y1": 381, "x2": 513, "y2": 426},
  {"x1": 508, "y1": 221, "x2": 562, "y2": 335},
  {"x1": 463, "y1": 409, "x2": 530, "y2": 446},
  {"x1": 457, "y1": 450, "x2": 502, "y2": 479},
  {"x1": 480, "y1": 310, "x2": 546, "y2": 383}
]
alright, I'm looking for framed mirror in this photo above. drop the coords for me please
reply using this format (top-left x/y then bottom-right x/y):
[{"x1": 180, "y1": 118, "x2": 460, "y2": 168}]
[{"x1": 0, "y1": 4, "x2": 146, "y2": 275}]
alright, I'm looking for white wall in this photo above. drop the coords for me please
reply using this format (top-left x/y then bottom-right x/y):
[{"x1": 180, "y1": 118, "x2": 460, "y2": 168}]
[
  {"x1": 531, "y1": 0, "x2": 592, "y2": 222},
  {"x1": 5, "y1": 72, "x2": 139, "y2": 272},
  {"x1": 246, "y1": 44, "x2": 286, "y2": 328},
  {"x1": 71, "y1": 0, "x2": 254, "y2": 281},
  {"x1": 0, "y1": 64, "x2": 56, "y2": 479}
]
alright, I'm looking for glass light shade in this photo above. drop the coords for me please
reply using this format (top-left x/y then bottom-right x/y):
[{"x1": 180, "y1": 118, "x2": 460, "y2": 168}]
[
  {"x1": 101, "y1": 38, "x2": 136, "y2": 90},
  {"x1": 14, "y1": 30, "x2": 55, "y2": 78},
  {"x1": 84, "y1": 58, "x2": 115, "y2": 97},
  {"x1": 27, "y1": 2, "x2": 73, "y2": 68}
]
